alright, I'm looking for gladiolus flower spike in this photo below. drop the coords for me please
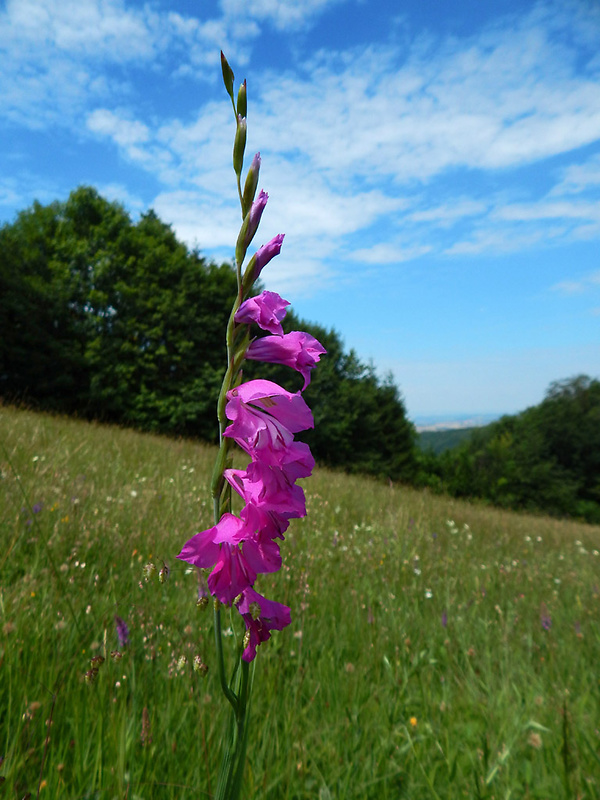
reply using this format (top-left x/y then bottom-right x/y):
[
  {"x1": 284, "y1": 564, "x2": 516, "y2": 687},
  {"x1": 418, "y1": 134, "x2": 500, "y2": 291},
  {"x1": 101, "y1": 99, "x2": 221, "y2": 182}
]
[{"x1": 176, "y1": 53, "x2": 325, "y2": 800}]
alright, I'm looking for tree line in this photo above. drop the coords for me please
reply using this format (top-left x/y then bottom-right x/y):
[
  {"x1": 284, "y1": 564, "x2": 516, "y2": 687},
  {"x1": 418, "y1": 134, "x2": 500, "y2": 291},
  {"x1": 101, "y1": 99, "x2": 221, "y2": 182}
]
[
  {"x1": 3, "y1": 187, "x2": 597, "y2": 522},
  {"x1": 0, "y1": 187, "x2": 417, "y2": 482},
  {"x1": 417, "y1": 375, "x2": 600, "y2": 523}
]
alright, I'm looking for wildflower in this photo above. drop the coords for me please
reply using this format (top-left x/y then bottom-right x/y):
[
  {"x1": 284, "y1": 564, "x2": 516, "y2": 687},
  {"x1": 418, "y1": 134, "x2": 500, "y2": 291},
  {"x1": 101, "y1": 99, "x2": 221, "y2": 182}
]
[
  {"x1": 235, "y1": 290, "x2": 290, "y2": 335},
  {"x1": 115, "y1": 616, "x2": 130, "y2": 647},
  {"x1": 193, "y1": 655, "x2": 209, "y2": 677},
  {"x1": 90, "y1": 655, "x2": 105, "y2": 668},
  {"x1": 245, "y1": 331, "x2": 326, "y2": 389},
  {"x1": 224, "y1": 380, "x2": 314, "y2": 463},
  {"x1": 235, "y1": 586, "x2": 291, "y2": 662},
  {"x1": 143, "y1": 562, "x2": 156, "y2": 581},
  {"x1": 409, "y1": 717, "x2": 418, "y2": 728},
  {"x1": 110, "y1": 650, "x2": 123, "y2": 662},
  {"x1": 225, "y1": 462, "x2": 307, "y2": 518},
  {"x1": 159, "y1": 562, "x2": 170, "y2": 584},
  {"x1": 178, "y1": 513, "x2": 281, "y2": 604},
  {"x1": 540, "y1": 603, "x2": 551, "y2": 631},
  {"x1": 84, "y1": 668, "x2": 99, "y2": 685}
]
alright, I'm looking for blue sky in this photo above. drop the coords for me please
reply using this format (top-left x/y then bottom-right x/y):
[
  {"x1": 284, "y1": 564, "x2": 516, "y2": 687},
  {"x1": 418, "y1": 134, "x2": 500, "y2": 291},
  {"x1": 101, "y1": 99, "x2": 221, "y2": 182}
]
[{"x1": 1, "y1": 0, "x2": 599, "y2": 420}]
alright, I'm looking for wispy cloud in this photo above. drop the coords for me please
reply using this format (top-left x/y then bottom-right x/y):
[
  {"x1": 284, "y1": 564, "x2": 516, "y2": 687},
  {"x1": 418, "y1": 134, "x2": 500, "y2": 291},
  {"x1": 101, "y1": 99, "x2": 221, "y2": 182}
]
[
  {"x1": 551, "y1": 270, "x2": 600, "y2": 295},
  {"x1": 2, "y1": 0, "x2": 600, "y2": 291}
]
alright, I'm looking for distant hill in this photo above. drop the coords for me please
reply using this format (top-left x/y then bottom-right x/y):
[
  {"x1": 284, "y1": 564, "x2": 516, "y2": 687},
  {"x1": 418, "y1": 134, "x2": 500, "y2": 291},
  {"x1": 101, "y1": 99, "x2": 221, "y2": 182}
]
[{"x1": 417, "y1": 427, "x2": 479, "y2": 454}]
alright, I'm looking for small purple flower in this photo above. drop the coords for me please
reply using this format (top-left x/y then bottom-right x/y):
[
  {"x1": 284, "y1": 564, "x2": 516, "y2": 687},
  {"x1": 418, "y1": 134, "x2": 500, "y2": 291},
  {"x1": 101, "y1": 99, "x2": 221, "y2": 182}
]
[
  {"x1": 115, "y1": 615, "x2": 130, "y2": 647},
  {"x1": 441, "y1": 609, "x2": 448, "y2": 628},
  {"x1": 540, "y1": 603, "x2": 551, "y2": 631},
  {"x1": 32, "y1": 503, "x2": 43, "y2": 514}
]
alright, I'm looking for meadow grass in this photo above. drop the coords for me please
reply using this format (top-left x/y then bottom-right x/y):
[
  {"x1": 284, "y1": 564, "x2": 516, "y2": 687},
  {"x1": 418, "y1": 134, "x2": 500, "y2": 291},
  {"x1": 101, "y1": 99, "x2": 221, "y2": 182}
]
[{"x1": 1, "y1": 403, "x2": 599, "y2": 799}]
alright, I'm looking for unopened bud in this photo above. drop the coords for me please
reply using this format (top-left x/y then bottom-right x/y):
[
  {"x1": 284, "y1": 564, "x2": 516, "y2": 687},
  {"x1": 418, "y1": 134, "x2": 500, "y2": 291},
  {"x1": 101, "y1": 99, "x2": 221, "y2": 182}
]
[
  {"x1": 196, "y1": 596, "x2": 209, "y2": 610},
  {"x1": 233, "y1": 116, "x2": 247, "y2": 176},
  {"x1": 159, "y1": 562, "x2": 170, "y2": 584},
  {"x1": 193, "y1": 655, "x2": 209, "y2": 677},
  {"x1": 90, "y1": 655, "x2": 105, "y2": 668},
  {"x1": 241, "y1": 152, "x2": 261, "y2": 218},
  {"x1": 110, "y1": 650, "x2": 123, "y2": 662},
  {"x1": 235, "y1": 190, "x2": 268, "y2": 267},
  {"x1": 236, "y1": 79, "x2": 247, "y2": 119},
  {"x1": 177, "y1": 655, "x2": 187, "y2": 670},
  {"x1": 143, "y1": 562, "x2": 156, "y2": 582},
  {"x1": 84, "y1": 668, "x2": 99, "y2": 685},
  {"x1": 221, "y1": 51, "x2": 234, "y2": 99}
]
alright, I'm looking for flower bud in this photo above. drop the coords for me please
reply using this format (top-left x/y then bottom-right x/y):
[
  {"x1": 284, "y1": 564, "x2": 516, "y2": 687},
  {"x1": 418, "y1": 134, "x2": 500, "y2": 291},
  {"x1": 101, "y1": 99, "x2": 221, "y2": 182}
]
[
  {"x1": 235, "y1": 190, "x2": 268, "y2": 267},
  {"x1": 193, "y1": 655, "x2": 209, "y2": 677},
  {"x1": 237, "y1": 79, "x2": 247, "y2": 119},
  {"x1": 241, "y1": 153, "x2": 261, "y2": 218},
  {"x1": 143, "y1": 562, "x2": 156, "y2": 582},
  {"x1": 84, "y1": 668, "x2": 99, "y2": 685},
  {"x1": 177, "y1": 655, "x2": 187, "y2": 670},
  {"x1": 196, "y1": 596, "x2": 209, "y2": 610},
  {"x1": 221, "y1": 51, "x2": 234, "y2": 100},
  {"x1": 159, "y1": 562, "x2": 170, "y2": 584},
  {"x1": 241, "y1": 233, "x2": 284, "y2": 294},
  {"x1": 110, "y1": 650, "x2": 123, "y2": 662},
  {"x1": 233, "y1": 116, "x2": 247, "y2": 176},
  {"x1": 90, "y1": 655, "x2": 105, "y2": 668}
]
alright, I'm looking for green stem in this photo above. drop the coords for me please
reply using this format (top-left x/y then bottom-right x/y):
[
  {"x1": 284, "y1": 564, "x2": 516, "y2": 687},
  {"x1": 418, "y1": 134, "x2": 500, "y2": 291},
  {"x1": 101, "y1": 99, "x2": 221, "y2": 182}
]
[{"x1": 214, "y1": 603, "x2": 238, "y2": 712}]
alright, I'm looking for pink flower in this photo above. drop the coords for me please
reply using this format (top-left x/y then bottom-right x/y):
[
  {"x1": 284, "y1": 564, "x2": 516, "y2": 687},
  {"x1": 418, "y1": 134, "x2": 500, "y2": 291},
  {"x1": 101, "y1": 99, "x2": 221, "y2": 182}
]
[
  {"x1": 225, "y1": 462, "x2": 307, "y2": 518},
  {"x1": 249, "y1": 234, "x2": 285, "y2": 282},
  {"x1": 240, "y1": 502, "x2": 290, "y2": 541},
  {"x1": 235, "y1": 291, "x2": 290, "y2": 335},
  {"x1": 224, "y1": 380, "x2": 313, "y2": 462},
  {"x1": 176, "y1": 513, "x2": 281, "y2": 604},
  {"x1": 236, "y1": 586, "x2": 291, "y2": 662},
  {"x1": 246, "y1": 331, "x2": 326, "y2": 389}
]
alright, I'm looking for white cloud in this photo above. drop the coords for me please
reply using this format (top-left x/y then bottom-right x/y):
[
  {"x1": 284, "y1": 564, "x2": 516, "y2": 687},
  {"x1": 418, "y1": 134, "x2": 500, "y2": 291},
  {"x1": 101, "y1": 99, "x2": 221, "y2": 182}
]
[
  {"x1": 494, "y1": 200, "x2": 600, "y2": 223},
  {"x1": 350, "y1": 242, "x2": 432, "y2": 264},
  {"x1": 551, "y1": 270, "x2": 600, "y2": 295},
  {"x1": 220, "y1": 0, "x2": 348, "y2": 31},
  {"x1": 408, "y1": 200, "x2": 487, "y2": 226},
  {"x1": 2, "y1": 0, "x2": 600, "y2": 289},
  {"x1": 550, "y1": 154, "x2": 600, "y2": 196},
  {"x1": 87, "y1": 109, "x2": 150, "y2": 148}
]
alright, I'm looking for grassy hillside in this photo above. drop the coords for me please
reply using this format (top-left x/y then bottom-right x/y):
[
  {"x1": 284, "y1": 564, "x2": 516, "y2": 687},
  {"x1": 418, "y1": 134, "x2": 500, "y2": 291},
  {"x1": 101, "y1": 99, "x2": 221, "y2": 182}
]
[{"x1": 1, "y1": 404, "x2": 600, "y2": 798}]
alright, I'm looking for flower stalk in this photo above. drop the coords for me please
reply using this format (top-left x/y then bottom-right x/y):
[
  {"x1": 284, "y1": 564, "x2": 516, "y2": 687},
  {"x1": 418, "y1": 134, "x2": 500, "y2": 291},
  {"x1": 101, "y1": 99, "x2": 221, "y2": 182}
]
[{"x1": 178, "y1": 51, "x2": 326, "y2": 799}]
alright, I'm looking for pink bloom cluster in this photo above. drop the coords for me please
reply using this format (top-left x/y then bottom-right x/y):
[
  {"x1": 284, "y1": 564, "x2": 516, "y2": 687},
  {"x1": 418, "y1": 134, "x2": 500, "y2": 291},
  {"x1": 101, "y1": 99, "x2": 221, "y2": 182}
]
[{"x1": 178, "y1": 290, "x2": 325, "y2": 661}]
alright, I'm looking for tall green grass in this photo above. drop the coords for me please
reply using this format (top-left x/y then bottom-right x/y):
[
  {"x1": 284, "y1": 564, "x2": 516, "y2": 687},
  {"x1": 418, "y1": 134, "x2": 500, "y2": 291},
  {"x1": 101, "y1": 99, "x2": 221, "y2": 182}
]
[{"x1": 1, "y1": 403, "x2": 599, "y2": 798}]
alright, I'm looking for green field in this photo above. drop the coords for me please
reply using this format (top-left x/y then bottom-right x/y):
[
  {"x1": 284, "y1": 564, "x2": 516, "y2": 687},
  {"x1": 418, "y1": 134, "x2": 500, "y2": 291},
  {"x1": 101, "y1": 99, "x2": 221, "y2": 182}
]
[{"x1": 1, "y1": 403, "x2": 599, "y2": 799}]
